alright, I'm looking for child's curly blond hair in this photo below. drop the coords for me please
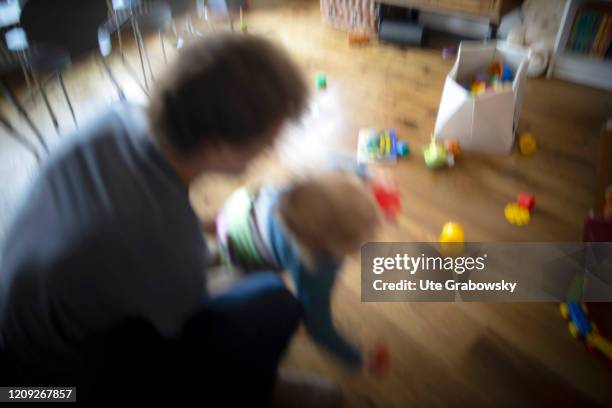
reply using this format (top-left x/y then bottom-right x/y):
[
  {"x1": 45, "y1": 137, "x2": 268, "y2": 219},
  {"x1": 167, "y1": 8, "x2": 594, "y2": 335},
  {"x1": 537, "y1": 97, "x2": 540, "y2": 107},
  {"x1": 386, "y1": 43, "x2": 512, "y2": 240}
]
[{"x1": 278, "y1": 173, "x2": 381, "y2": 262}]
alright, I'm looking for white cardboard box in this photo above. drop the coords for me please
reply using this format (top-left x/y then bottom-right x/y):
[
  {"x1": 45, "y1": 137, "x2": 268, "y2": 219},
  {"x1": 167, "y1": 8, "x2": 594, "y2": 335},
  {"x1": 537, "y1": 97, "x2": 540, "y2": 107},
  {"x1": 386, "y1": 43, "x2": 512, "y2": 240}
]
[{"x1": 434, "y1": 41, "x2": 531, "y2": 153}]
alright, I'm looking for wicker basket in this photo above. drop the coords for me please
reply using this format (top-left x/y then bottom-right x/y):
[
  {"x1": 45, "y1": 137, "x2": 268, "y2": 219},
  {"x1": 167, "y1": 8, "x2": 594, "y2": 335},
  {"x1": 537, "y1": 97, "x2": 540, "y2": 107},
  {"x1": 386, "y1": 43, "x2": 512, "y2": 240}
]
[{"x1": 320, "y1": 0, "x2": 376, "y2": 33}]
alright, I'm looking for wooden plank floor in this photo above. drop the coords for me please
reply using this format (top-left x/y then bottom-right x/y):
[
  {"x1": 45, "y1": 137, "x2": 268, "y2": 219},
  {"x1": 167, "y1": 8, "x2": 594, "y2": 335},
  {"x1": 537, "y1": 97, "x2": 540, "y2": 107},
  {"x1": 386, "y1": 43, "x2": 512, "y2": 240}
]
[
  {"x1": 193, "y1": 3, "x2": 612, "y2": 407},
  {"x1": 0, "y1": 1, "x2": 610, "y2": 406}
]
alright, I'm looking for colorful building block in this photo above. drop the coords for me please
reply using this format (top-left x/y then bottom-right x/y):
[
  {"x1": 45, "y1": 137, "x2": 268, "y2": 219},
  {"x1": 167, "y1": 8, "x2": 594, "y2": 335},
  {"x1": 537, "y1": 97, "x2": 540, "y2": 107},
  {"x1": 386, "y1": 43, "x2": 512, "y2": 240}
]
[
  {"x1": 560, "y1": 302, "x2": 612, "y2": 362},
  {"x1": 517, "y1": 192, "x2": 535, "y2": 212},
  {"x1": 368, "y1": 168, "x2": 400, "y2": 220},
  {"x1": 315, "y1": 71, "x2": 327, "y2": 89},
  {"x1": 501, "y1": 65, "x2": 513, "y2": 82},
  {"x1": 505, "y1": 203, "x2": 530, "y2": 226},
  {"x1": 423, "y1": 139, "x2": 448, "y2": 169},
  {"x1": 370, "y1": 180, "x2": 401, "y2": 219},
  {"x1": 470, "y1": 81, "x2": 486, "y2": 95},
  {"x1": 397, "y1": 140, "x2": 410, "y2": 157},
  {"x1": 489, "y1": 61, "x2": 502, "y2": 77},
  {"x1": 357, "y1": 128, "x2": 398, "y2": 163},
  {"x1": 519, "y1": 132, "x2": 537, "y2": 156},
  {"x1": 444, "y1": 139, "x2": 461, "y2": 158}
]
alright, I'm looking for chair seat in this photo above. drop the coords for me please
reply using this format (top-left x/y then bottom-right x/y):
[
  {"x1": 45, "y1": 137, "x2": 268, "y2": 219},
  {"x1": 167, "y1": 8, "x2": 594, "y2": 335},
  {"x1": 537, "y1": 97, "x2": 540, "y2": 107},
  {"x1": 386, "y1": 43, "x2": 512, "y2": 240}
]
[{"x1": 20, "y1": 0, "x2": 109, "y2": 59}]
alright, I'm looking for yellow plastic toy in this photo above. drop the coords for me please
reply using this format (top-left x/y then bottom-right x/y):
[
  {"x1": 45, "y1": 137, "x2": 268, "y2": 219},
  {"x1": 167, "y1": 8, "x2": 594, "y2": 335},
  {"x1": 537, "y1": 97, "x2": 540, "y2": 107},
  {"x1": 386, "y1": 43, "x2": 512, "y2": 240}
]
[
  {"x1": 586, "y1": 332, "x2": 612, "y2": 361},
  {"x1": 439, "y1": 222, "x2": 465, "y2": 256},
  {"x1": 505, "y1": 203, "x2": 530, "y2": 226},
  {"x1": 471, "y1": 82, "x2": 486, "y2": 96},
  {"x1": 560, "y1": 303, "x2": 612, "y2": 362},
  {"x1": 519, "y1": 132, "x2": 537, "y2": 156},
  {"x1": 439, "y1": 222, "x2": 464, "y2": 242}
]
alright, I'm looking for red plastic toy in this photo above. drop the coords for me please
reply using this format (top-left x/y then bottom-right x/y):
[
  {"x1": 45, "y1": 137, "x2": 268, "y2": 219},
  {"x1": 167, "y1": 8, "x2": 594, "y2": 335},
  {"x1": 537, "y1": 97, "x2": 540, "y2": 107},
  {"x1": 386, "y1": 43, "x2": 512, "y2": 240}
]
[
  {"x1": 367, "y1": 340, "x2": 390, "y2": 375},
  {"x1": 370, "y1": 178, "x2": 401, "y2": 219},
  {"x1": 517, "y1": 192, "x2": 535, "y2": 212},
  {"x1": 368, "y1": 167, "x2": 400, "y2": 219}
]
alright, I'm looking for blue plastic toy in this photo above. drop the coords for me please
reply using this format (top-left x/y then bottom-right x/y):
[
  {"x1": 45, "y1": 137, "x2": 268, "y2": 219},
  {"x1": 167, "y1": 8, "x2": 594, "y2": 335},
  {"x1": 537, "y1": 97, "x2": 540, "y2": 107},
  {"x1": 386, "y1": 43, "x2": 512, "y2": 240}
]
[
  {"x1": 565, "y1": 302, "x2": 592, "y2": 338},
  {"x1": 397, "y1": 140, "x2": 410, "y2": 157},
  {"x1": 501, "y1": 65, "x2": 513, "y2": 82},
  {"x1": 560, "y1": 302, "x2": 612, "y2": 362}
]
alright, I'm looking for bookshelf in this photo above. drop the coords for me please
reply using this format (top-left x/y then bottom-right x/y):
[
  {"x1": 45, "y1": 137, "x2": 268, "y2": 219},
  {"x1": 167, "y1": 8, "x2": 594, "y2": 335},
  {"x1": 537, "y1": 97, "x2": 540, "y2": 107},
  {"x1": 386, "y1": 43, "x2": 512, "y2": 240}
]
[{"x1": 547, "y1": 0, "x2": 612, "y2": 90}]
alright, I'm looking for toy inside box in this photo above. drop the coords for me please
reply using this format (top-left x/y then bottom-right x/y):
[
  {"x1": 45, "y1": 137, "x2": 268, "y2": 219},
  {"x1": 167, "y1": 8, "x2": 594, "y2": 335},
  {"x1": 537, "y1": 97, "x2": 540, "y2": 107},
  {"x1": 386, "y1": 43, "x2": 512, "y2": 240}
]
[
  {"x1": 461, "y1": 60, "x2": 514, "y2": 96},
  {"x1": 434, "y1": 41, "x2": 530, "y2": 154}
]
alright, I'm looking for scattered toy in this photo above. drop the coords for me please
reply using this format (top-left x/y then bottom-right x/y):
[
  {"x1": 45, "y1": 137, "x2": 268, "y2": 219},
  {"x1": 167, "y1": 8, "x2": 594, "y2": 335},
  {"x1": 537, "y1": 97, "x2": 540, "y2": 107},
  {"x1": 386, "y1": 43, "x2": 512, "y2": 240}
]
[
  {"x1": 517, "y1": 192, "x2": 535, "y2": 212},
  {"x1": 423, "y1": 137, "x2": 456, "y2": 169},
  {"x1": 560, "y1": 302, "x2": 612, "y2": 362},
  {"x1": 367, "y1": 340, "x2": 390, "y2": 375},
  {"x1": 315, "y1": 71, "x2": 327, "y2": 90},
  {"x1": 357, "y1": 128, "x2": 398, "y2": 163},
  {"x1": 423, "y1": 139, "x2": 447, "y2": 169},
  {"x1": 369, "y1": 168, "x2": 400, "y2": 220},
  {"x1": 504, "y1": 202, "x2": 530, "y2": 226},
  {"x1": 518, "y1": 132, "x2": 537, "y2": 156},
  {"x1": 439, "y1": 221, "x2": 464, "y2": 256},
  {"x1": 439, "y1": 222, "x2": 464, "y2": 243},
  {"x1": 397, "y1": 140, "x2": 410, "y2": 157},
  {"x1": 444, "y1": 139, "x2": 461, "y2": 158},
  {"x1": 370, "y1": 179, "x2": 401, "y2": 220}
]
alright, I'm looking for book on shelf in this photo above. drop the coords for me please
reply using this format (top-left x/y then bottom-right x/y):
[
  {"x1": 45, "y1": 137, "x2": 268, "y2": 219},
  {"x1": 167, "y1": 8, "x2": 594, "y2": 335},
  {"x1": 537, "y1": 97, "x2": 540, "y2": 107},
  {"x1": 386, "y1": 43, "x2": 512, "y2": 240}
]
[{"x1": 566, "y1": 3, "x2": 612, "y2": 60}]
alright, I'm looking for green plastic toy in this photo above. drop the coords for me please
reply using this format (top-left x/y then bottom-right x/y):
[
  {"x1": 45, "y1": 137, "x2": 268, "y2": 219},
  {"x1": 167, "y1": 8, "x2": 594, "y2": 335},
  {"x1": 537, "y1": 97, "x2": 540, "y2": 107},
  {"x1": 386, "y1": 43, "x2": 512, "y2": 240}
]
[
  {"x1": 316, "y1": 72, "x2": 327, "y2": 89},
  {"x1": 423, "y1": 138, "x2": 448, "y2": 169}
]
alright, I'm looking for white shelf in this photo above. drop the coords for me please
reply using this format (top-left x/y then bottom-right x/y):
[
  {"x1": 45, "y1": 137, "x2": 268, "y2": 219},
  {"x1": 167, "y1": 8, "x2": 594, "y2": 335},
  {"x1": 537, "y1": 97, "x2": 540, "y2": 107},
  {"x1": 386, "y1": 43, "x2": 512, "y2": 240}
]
[
  {"x1": 547, "y1": 0, "x2": 612, "y2": 90},
  {"x1": 553, "y1": 52, "x2": 612, "y2": 90}
]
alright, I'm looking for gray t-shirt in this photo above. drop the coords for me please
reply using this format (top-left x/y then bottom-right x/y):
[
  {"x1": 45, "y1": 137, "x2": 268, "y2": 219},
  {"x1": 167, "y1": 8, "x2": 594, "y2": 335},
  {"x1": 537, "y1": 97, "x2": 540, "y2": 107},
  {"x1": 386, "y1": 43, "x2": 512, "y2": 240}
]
[{"x1": 0, "y1": 102, "x2": 208, "y2": 375}]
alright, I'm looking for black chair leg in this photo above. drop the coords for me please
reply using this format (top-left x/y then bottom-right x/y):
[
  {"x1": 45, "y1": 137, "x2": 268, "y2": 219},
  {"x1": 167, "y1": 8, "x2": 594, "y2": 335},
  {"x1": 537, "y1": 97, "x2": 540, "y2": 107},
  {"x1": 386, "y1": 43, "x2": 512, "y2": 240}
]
[
  {"x1": 58, "y1": 72, "x2": 77, "y2": 127},
  {"x1": 131, "y1": 17, "x2": 149, "y2": 90},
  {"x1": 0, "y1": 112, "x2": 40, "y2": 162},
  {"x1": 33, "y1": 73, "x2": 59, "y2": 133},
  {"x1": 116, "y1": 16, "x2": 125, "y2": 59},
  {"x1": 0, "y1": 79, "x2": 48, "y2": 153},
  {"x1": 159, "y1": 30, "x2": 167, "y2": 64},
  {"x1": 135, "y1": 21, "x2": 155, "y2": 82}
]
